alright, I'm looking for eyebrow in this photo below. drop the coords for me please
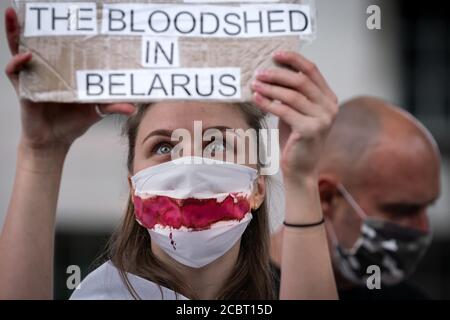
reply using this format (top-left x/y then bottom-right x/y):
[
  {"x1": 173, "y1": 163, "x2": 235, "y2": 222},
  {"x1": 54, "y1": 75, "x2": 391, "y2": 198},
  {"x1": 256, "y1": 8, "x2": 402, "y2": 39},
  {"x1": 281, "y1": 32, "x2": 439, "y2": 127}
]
[
  {"x1": 141, "y1": 126, "x2": 234, "y2": 145},
  {"x1": 379, "y1": 198, "x2": 438, "y2": 214},
  {"x1": 141, "y1": 129, "x2": 173, "y2": 145}
]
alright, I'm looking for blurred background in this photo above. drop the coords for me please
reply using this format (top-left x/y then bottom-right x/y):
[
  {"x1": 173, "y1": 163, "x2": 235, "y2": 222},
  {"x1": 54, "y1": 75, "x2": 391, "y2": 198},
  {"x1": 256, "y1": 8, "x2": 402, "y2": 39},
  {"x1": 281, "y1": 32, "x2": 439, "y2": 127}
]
[{"x1": 0, "y1": 0, "x2": 449, "y2": 299}]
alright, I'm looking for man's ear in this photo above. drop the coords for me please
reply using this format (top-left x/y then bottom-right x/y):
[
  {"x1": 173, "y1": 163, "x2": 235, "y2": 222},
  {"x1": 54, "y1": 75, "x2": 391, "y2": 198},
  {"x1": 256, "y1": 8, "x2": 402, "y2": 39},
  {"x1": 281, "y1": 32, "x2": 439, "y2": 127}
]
[
  {"x1": 318, "y1": 175, "x2": 341, "y2": 220},
  {"x1": 251, "y1": 175, "x2": 266, "y2": 211}
]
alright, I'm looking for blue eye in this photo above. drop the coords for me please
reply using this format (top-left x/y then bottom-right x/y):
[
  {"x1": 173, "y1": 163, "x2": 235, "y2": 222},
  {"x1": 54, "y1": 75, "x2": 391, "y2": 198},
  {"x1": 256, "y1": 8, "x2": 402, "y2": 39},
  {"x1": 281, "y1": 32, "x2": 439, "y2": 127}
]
[{"x1": 155, "y1": 143, "x2": 173, "y2": 155}]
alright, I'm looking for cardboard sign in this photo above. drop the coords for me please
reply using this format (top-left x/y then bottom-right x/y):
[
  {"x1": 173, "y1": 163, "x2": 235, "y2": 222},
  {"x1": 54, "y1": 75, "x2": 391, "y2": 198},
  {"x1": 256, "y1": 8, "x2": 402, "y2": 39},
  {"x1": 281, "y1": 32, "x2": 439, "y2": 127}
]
[{"x1": 14, "y1": 0, "x2": 316, "y2": 103}]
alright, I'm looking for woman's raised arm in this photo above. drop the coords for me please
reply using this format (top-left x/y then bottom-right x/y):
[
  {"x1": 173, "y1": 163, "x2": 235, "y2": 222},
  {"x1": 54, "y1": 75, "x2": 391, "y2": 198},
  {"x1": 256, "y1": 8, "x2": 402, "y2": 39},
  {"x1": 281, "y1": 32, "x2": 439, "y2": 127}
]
[
  {"x1": 252, "y1": 51, "x2": 339, "y2": 299},
  {"x1": 0, "y1": 7, "x2": 135, "y2": 299}
]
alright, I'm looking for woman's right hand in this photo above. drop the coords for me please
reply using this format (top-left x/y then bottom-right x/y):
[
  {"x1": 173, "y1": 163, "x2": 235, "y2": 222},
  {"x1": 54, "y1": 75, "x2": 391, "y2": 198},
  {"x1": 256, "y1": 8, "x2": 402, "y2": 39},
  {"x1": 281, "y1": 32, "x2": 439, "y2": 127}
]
[{"x1": 4, "y1": 7, "x2": 136, "y2": 153}]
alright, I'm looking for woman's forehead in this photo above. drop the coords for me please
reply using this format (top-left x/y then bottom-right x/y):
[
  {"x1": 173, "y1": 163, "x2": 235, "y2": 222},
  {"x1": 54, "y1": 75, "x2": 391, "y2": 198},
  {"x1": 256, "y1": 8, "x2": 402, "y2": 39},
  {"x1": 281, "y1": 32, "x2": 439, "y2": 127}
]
[{"x1": 138, "y1": 101, "x2": 251, "y2": 134}]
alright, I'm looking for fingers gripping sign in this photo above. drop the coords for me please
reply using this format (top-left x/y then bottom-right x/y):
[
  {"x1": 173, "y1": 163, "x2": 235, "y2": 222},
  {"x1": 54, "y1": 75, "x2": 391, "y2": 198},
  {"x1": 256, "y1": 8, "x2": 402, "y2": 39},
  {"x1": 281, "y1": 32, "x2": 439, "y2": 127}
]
[{"x1": 252, "y1": 51, "x2": 338, "y2": 181}]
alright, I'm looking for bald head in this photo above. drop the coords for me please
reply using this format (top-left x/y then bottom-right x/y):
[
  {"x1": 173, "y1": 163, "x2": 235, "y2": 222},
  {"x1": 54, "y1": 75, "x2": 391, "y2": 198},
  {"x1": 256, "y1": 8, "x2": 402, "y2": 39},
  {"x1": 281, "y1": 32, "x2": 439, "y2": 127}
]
[
  {"x1": 319, "y1": 96, "x2": 440, "y2": 188},
  {"x1": 271, "y1": 96, "x2": 441, "y2": 276}
]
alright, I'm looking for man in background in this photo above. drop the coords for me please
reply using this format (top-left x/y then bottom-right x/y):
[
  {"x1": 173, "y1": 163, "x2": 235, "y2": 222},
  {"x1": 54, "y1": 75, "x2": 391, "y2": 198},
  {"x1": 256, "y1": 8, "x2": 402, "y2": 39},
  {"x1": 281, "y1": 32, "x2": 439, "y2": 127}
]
[{"x1": 271, "y1": 96, "x2": 441, "y2": 299}]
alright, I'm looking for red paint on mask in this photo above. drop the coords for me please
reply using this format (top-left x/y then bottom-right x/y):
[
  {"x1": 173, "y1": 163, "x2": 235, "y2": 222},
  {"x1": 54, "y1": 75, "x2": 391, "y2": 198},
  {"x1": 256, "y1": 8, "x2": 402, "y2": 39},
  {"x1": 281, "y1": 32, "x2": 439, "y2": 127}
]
[{"x1": 133, "y1": 194, "x2": 251, "y2": 230}]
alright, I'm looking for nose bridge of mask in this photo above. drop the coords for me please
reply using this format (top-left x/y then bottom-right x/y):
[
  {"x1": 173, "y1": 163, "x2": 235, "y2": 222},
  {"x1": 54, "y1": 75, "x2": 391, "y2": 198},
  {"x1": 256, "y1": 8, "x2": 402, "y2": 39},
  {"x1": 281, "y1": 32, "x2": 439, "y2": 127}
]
[
  {"x1": 131, "y1": 156, "x2": 258, "y2": 199},
  {"x1": 364, "y1": 218, "x2": 432, "y2": 250}
]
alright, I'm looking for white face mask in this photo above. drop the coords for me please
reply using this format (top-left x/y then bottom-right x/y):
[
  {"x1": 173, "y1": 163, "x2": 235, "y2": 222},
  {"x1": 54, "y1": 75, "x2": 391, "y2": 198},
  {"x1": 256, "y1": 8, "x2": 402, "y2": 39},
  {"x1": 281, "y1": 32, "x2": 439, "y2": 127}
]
[{"x1": 130, "y1": 156, "x2": 258, "y2": 268}]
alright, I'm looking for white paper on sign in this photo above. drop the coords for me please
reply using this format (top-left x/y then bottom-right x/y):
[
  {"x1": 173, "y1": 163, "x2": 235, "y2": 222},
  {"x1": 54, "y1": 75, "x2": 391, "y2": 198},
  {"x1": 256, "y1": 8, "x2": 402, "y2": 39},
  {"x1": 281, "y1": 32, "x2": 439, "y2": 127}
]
[
  {"x1": 101, "y1": 3, "x2": 313, "y2": 38},
  {"x1": 76, "y1": 68, "x2": 241, "y2": 101},
  {"x1": 24, "y1": 2, "x2": 98, "y2": 37},
  {"x1": 141, "y1": 37, "x2": 180, "y2": 68}
]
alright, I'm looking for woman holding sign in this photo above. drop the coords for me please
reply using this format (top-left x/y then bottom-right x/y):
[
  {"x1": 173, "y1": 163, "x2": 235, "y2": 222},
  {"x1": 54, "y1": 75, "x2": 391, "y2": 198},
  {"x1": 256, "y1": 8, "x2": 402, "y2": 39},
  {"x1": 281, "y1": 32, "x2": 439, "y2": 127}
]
[{"x1": 0, "y1": 7, "x2": 338, "y2": 300}]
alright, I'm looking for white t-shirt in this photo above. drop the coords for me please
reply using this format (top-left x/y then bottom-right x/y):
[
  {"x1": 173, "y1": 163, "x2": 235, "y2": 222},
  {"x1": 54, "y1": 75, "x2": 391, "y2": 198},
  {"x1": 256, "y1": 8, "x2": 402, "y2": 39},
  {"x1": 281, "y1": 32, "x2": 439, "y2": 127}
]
[{"x1": 70, "y1": 260, "x2": 188, "y2": 300}]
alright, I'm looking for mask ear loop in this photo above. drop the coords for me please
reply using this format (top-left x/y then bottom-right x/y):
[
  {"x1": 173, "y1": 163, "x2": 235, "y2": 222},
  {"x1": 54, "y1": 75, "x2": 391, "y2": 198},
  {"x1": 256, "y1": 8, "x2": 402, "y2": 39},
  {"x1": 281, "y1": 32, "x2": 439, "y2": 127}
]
[
  {"x1": 336, "y1": 183, "x2": 369, "y2": 220},
  {"x1": 328, "y1": 184, "x2": 370, "y2": 253}
]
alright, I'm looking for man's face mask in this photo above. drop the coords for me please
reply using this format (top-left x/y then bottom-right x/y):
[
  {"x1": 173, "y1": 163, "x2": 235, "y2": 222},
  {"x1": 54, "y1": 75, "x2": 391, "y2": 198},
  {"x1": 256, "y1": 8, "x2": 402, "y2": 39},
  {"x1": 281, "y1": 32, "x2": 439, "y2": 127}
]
[
  {"x1": 130, "y1": 156, "x2": 259, "y2": 268},
  {"x1": 327, "y1": 184, "x2": 432, "y2": 286}
]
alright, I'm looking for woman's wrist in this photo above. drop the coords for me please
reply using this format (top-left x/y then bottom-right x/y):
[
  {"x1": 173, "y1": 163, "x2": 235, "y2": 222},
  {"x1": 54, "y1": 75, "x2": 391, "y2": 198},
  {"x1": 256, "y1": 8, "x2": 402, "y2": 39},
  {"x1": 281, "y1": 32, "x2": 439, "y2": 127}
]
[
  {"x1": 282, "y1": 170, "x2": 318, "y2": 190},
  {"x1": 283, "y1": 172, "x2": 323, "y2": 225},
  {"x1": 17, "y1": 138, "x2": 69, "y2": 174}
]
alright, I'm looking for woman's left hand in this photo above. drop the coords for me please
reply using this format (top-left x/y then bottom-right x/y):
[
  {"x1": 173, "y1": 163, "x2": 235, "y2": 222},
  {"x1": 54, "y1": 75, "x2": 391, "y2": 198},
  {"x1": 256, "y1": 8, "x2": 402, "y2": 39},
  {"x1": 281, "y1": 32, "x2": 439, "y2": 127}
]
[{"x1": 252, "y1": 51, "x2": 338, "y2": 184}]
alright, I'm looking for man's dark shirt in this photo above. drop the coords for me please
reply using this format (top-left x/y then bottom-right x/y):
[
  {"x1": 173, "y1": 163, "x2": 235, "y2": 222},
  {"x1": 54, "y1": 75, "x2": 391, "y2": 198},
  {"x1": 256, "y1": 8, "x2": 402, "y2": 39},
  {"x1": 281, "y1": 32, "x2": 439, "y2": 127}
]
[{"x1": 271, "y1": 264, "x2": 429, "y2": 300}]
